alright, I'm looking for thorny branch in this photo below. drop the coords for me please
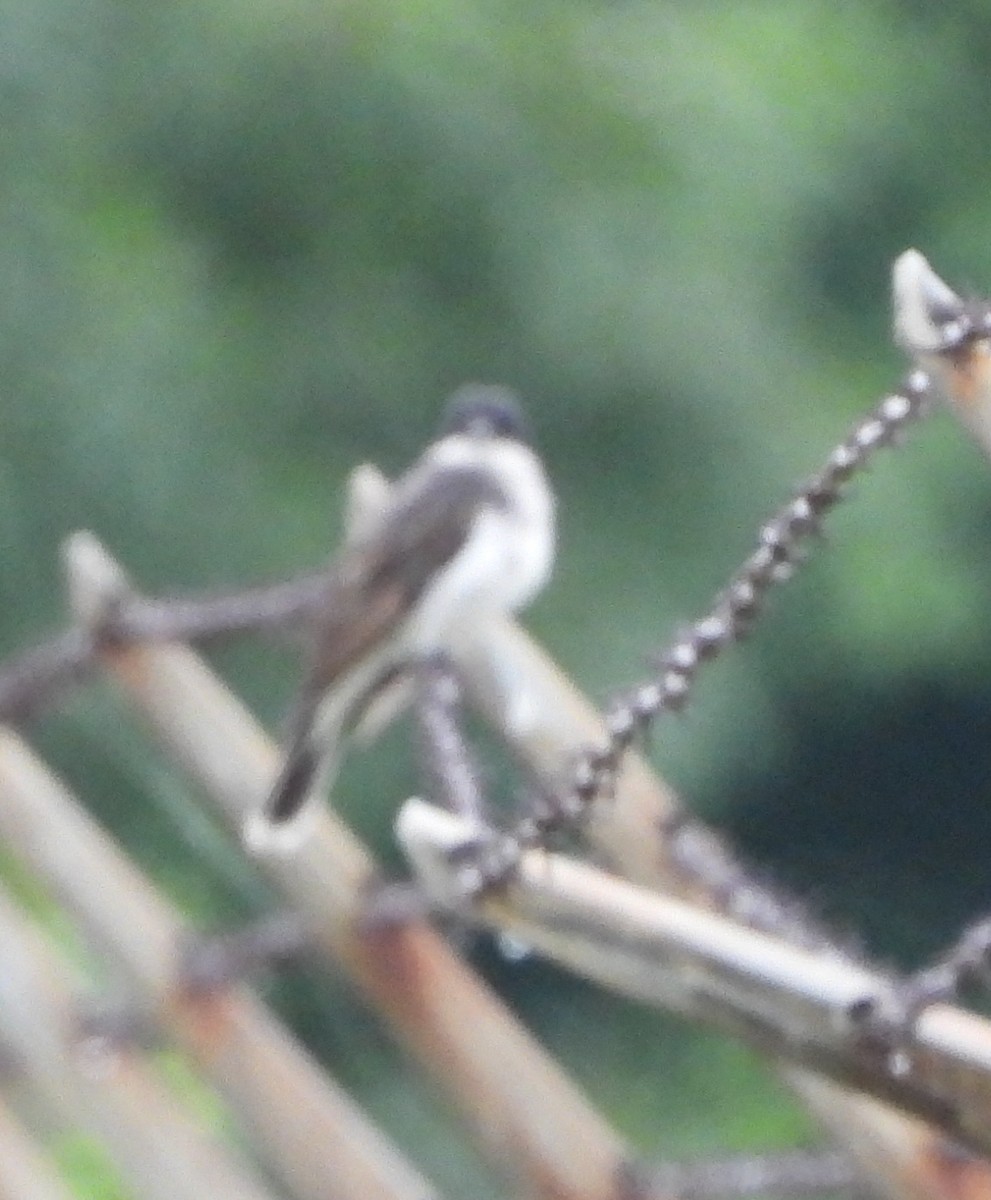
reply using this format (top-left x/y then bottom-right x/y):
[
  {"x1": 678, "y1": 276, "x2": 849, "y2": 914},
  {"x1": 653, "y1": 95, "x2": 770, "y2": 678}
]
[
  {"x1": 488, "y1": 257, "x2": 991, "y2": 890},
  {"x1": 414, "y1": 658, "x2": 489, "y2": 823},
  {"x1": 506, "y1": 368, "x2": 935, "y2": 861},
  {"x1": 889, "y1": 915, "x2": 991, "y2": 1023},
  {"x1": 502, "y1": 251, "x2": 991, "y2": 872},
  {"x1": 0, "y1": 571, "x2": 333, "y2": 723}
]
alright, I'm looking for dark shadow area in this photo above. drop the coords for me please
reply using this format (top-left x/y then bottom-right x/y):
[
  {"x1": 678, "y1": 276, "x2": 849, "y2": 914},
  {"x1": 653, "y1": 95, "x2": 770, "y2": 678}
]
[{"x1": 725, "y1": 678, "x2": 991, "y2": 968}]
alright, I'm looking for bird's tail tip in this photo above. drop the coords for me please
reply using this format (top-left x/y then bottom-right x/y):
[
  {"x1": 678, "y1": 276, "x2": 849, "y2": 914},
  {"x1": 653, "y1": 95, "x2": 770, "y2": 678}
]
[
  {"x1": 242, "y1": 805, "x2": 319, "y2": 856},
  {"x1": 243, "y1": 739, "x2": 326, "y2": 855}
]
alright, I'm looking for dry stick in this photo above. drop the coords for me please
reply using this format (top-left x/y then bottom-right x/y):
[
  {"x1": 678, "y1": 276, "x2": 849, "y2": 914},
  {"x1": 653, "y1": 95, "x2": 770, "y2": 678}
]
[
  {"x1": 61, "y1": 534, "x2": 649, "y2": 1200},
  {"x1": 0, "y1": 730, "x2": 443, "y2": 1200},
  {"x1": 0, "y1": 884, "x2": 279, "y2": 1200},
  {"x1": 0, "y1": 1094, "x2": 78, "y2": 1200},
  {"x1": 400, "y1": 800, "x2": 991, "y2": 1158}
]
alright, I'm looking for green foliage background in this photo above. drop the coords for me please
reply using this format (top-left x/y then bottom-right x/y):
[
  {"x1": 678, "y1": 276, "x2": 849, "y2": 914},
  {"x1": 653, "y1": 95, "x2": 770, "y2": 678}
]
[{"x1": 4, "y1": 1, "x2": 991, "y2": 1193}]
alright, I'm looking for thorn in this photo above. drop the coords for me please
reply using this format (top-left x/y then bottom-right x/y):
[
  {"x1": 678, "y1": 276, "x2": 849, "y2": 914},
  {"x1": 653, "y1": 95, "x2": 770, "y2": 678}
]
[
  {"x1": 343, "y1": 462, "x2": 391, "y2": 546},
  {"x1": 61, "y1": 531, "x2": 133, "y2": 633},
  {"x1": 892, "y1": 249, "x2": 969, "y2": 354}
]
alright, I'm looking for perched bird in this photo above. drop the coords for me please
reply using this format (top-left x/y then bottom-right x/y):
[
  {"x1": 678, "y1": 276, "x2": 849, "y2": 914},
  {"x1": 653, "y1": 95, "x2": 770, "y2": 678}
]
[{"x1": 244, "y1": 385, "x2": 556, "y2": 851}]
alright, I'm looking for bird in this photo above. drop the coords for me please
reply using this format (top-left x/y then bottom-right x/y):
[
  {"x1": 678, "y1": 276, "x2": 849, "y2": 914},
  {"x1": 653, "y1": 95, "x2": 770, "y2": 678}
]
[{"x1": 243, "y1": 384, "x2": 556, "y2": 852}]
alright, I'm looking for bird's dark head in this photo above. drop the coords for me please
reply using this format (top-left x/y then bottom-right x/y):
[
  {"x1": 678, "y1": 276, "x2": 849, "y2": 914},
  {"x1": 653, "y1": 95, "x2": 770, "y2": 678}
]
[{"x1": 439, "y1": 384, "x2": 532, "y2": 443}]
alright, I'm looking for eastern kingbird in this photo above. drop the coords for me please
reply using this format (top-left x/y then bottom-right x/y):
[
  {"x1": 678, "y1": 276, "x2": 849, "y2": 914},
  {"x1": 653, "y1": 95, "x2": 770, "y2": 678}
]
[{"x1": 244, "y1": 385, "x2": 556, "y2": 851}]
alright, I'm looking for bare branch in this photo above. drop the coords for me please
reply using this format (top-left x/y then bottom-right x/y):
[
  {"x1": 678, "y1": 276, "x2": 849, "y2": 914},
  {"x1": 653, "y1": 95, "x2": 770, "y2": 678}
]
[
  {"x1": 643, "y1": 1147, "x2": 858, "y2": 1199},
  {"x1": 0, "y1": 628, "x2": 96, "y2": 724},
  {"x1": 413, "y1": 657, "x2": 489, "y2": 821}
]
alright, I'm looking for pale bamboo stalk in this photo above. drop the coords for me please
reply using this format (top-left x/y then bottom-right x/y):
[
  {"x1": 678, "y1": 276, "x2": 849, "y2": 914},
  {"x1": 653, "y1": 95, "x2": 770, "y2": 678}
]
[
  {"x1": 0, "y1": 1095, "x2": 76, "y2": 1200},
  {"x1": 0, "y1": 729, "x2": 443, "y2": 1200},
  {"x1": 61, "y1": 533, "x2": 643, "y2": 1200},
  {"x1": 400, "y1": 798, "x2": 991, "y2": 1154},
  {"x1": 452, "y1": 619, "x2": 991, "y2": 1200},
  {"x1": 0, "y1": 885, "x2": 279, "y2": 1200}
]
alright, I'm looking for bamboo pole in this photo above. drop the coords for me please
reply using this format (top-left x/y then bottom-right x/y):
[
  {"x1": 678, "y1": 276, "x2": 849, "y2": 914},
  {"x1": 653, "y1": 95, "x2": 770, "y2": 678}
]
[
  {"x1": 0, "y1": 1095, "x2": 77, "y2": 1200},
  {"x1": 0, "y1": 885, "x2": 278, "y2": 1200},
  {"x1": 400, "y1": 798, "x2": 991, "y2": 1155},
  {"x1": 60, "y1": 532, "x2": 645, "y2": 1200},
  {"x1": 0, "y1": 728, "x2": 444, "y2": 1200}
]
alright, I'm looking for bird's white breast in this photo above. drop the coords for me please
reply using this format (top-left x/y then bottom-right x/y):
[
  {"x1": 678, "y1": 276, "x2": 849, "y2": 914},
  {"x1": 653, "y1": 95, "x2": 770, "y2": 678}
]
[{"x1": 404, "y1": 435, "x2": 555, "y2": 651}]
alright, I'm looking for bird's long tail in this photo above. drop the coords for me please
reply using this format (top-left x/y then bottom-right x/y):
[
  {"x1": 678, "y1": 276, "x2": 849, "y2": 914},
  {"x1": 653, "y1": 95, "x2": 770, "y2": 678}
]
[
  {"x1": 268, "y1": 739, "x2": 326, "y2": 824},
  {"x1": 242, "y1": 696, "x2": 345, "y2": 854},
  {"x1": 242, "y1": 658, "x2": 402, "y2": 853}
]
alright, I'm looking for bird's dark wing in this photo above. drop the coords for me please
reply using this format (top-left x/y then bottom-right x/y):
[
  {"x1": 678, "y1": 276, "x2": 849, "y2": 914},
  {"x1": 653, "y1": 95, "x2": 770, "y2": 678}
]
[
  {"x1": 260, "y1": 465, "x2": 507, "y2": 829},
  {"x1": 305, "y1": 463, "x2": 508, "y2": 693}
]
